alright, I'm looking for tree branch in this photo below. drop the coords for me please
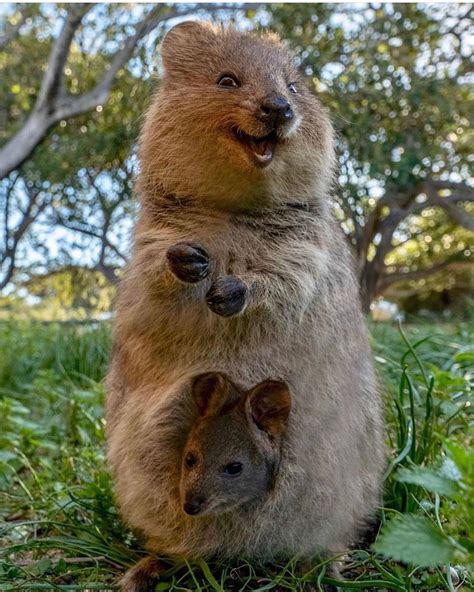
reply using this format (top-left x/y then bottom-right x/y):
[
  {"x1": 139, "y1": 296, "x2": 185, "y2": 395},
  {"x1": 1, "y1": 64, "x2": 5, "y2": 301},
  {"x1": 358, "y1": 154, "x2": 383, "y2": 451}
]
[
  {"x1": 55, "y1": 216, "x2": 127, "y2": 263},
  {"x1": 379, "y1": 258, "x2": 472, "y2": 290},
  {"x1": 36, "y1": 5, "x2": 91, "y2": 112},
  {"x1": 94, "y1": 260, "x2": 120, "y2": 285},
  {"x1": 0, "y1": 3, "x2": 251, "y2": 180},
  {"x1": 0, "y1": 183, "x2": 50, "y2": 289},
  {"x1": 424, "y1": 180, "x2": 474, "y2": 231},
  {"x1": 2, "y1": 174, "x2": 20, "y2": 250}
]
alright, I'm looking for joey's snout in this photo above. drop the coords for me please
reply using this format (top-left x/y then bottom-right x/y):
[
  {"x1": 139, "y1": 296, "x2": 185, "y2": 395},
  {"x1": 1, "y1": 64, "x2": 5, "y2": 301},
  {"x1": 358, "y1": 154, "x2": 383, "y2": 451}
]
[
  {"x1": 259, "y1": 93, "x2": 294, "y2": 128},
  {"x1": 183, "y1": 495, "x2": 206, "y2": 516}
]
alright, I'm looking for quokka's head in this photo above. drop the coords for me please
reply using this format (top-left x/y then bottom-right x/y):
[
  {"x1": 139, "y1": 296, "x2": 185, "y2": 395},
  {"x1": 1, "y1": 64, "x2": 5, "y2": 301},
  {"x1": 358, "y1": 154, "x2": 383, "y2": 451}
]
[
  {"x1": 139, "y1": 22, "x2": 335, "y2": 208},
  {"x1": 180, "y1": 372, "x2": 291, "y2": 517}
]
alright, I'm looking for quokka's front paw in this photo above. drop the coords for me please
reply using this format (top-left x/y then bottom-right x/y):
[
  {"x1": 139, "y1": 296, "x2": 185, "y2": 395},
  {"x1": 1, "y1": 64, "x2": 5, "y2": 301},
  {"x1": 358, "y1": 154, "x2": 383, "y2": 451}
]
[
  {"x1": 120, "y1": 556, "x2": 166, "y2": 592},
  {"x1": 166, "y1": 242, "x2": 210, "y2": 283},
  {"x1": 206, "y1": 275, "x2": 247, "y2": 317}
]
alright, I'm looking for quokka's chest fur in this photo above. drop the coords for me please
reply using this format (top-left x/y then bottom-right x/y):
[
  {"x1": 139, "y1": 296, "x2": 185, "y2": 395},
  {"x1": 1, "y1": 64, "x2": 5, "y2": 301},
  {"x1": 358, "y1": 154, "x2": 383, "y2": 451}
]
[{"x1": 113, "y1": 204, "x2": 340, "y2": 389}]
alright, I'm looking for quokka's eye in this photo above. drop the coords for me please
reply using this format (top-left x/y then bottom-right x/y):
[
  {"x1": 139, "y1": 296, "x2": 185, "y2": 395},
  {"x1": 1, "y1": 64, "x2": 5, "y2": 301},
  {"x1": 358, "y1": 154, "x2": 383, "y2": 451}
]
[
  {"x1": 185, "y1": 452, "x2": 197, "y2": 468},
  {"x1": 217, "y1": 74, "x2": 240, "y2": 88},
  {"x1": 223, "y1": 462, "x2": 243, "y2": 476},
  {"x1": 288, "y1": 83, "x2": 297, "y2": 94}
]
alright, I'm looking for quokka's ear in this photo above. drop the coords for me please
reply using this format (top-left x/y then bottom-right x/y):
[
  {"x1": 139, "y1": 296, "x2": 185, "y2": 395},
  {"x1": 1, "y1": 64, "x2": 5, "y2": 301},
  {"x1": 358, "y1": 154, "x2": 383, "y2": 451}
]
[
  {"x1": 191, "y1": 372, "x2": 240, "y2": 417},
  {"x1": 161, "y1": 21, "x2": 216, "y2": 73},
  {"x1": 246, "y1": 381, "x2": 292, "y2": 438}
]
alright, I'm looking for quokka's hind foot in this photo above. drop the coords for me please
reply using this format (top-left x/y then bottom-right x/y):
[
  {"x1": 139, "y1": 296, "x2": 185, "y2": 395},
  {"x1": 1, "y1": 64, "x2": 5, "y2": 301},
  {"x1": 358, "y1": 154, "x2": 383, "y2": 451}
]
[{"x1": 120, "y1": 556, "x2": 167, "y2": 592}]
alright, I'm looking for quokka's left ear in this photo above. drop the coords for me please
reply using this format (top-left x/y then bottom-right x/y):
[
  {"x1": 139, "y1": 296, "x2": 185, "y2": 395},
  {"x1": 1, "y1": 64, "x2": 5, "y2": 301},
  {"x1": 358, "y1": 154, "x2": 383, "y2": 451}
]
[
  {"x1": 161, "y1": 21, "x2": 216, "y2": 74},
  {"x1": 246, "y1": 380, "x2": 291, "y2": 437},
  {"x1": 191, "y1": 372, "x2": 240, "y2": 417}
]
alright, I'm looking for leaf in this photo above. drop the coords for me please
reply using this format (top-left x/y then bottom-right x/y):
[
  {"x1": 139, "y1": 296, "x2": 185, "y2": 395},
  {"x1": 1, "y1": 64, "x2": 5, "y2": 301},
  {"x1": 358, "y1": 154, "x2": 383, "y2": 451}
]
[
  {"x1": 373, "y1": 514, "x2": 456, "y2": 566},
  {"x1": 453, "y1": 351, "x2": 474, "y2": 365},
  {"x1": 0, "y1": 451, "x2": 17, "y2": 463},
  {"x1": 444, "y1": 440, "x2": 474, "y2": 476},
  {"x1": 395, "y1": 466, "x2": 458, "y2": 497},
  {"x1": 196, "y1": 558, "x2": 224, "y2": 592},
  {"x1": 440, "y1": 457, "x2": 462, "y2": 482},
  {"x1": 28, "y1": 558, "x2": 52, "y2": 576}
]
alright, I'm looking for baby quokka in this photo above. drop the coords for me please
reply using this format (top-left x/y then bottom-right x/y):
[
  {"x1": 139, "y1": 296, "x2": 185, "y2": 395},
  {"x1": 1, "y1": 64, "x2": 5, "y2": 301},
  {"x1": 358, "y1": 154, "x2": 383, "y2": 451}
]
[
  {"x1": 181, "y1": 372, "x2": 291, "y2": 517},
  {"x1": 120, "y1": 373, "x2": 291, "y2": 592}
]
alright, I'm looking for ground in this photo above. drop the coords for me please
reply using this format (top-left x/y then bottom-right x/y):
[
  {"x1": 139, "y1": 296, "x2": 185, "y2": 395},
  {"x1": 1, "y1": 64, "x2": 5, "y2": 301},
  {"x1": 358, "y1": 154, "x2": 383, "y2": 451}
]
[{"x1": 0, "y1": 316, "x2": 472, "y2": 591}]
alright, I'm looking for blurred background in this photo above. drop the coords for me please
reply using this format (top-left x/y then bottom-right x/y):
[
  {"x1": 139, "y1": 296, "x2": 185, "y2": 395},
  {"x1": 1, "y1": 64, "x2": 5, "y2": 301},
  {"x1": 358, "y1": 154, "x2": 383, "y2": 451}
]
[
  {"x1": 0, "y1": 5, "x2": 473, "y2": 590},
  {"x1": 0, "y1": 2, "x2": 472, "y2": 321}
]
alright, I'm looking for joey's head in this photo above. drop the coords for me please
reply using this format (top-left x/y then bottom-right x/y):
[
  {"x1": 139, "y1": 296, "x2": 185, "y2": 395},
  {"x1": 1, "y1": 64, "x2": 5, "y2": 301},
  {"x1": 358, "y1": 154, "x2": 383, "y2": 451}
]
[
  {"x1": 139, "y1": 22, "x2": 335, "y2": 209},
  {"x1": 180, "y1": 372, "x2": 291, "y2": 517}
]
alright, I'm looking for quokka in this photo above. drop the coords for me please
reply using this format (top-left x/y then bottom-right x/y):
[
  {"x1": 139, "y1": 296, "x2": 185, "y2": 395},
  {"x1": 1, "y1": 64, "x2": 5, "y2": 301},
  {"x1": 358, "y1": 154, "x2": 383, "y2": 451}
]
[
  {"x1": 180, "y1": 372, "x2": 291, "y2": 518},
  {"x1": 120, "y1": 372, "x2": 292, "y2": 592},
  {"x1": 106, "y1": 21, "x2": 385, "y2": 590}
]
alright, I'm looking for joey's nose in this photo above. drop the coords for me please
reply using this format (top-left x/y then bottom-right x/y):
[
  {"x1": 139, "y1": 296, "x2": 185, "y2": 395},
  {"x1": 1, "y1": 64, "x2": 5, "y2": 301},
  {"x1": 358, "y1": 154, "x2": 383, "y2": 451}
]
[
  {"x1": 184, "y1": 497, "x2": 203, "y2": 515},
  {"x1": 260, "y1": 94, "x2": 294, "y2": 127}
]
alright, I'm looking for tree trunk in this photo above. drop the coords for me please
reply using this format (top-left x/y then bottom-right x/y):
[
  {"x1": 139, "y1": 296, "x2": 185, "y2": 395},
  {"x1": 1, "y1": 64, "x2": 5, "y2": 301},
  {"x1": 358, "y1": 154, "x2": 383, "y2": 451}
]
[{"x1": 359, "y1": 262, "x2": 381, "y2": 314}]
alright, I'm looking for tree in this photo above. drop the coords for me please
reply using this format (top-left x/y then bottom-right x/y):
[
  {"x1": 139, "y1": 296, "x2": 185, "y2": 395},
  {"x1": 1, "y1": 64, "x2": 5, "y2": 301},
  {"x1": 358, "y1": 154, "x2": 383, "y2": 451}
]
[
  {"x1": 23, "y1": 266, "x2": 116, "y2": 317},
  {"x1": 0, "y1": 173, "x2": 53, "y2": 289},
  {"x1": 0, "y1": 3, "x2": 245, "y2": 180},
  {"x1": 52, "y1": 163, "x2": 135, "y2": 285},
  {"x1": 0, "y1": 2, "x2": 254, "y2": 288},
  {"x1": 268, "y1": 3, "x2": 473, "y2": 310},
  {"x1": 1, "y1": 3, "x2": 472, "y2": 311}
]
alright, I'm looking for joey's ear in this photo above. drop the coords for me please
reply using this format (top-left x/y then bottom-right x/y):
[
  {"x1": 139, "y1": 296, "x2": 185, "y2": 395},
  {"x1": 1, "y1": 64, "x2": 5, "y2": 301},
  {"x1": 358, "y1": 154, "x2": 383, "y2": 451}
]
[
  {"x1": 191, "y1": 372, "x2": 239, "y2": 417},
  {"x1": 161, "y1": 21, "x2": 216, "y2": 73},
  {"x1": 246, "y1": 381, "x2": 291, "y2": 437}
]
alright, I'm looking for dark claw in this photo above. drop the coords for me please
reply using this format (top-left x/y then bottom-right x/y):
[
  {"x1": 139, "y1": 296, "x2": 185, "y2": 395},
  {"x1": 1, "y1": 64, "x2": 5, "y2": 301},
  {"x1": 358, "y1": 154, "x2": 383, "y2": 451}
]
[
  {"x1": 206, "y1": 275, "x2": 247, "y2": 317},
  {"x1": 166, "y1": 242, "x2": 210, "y2": 283}
]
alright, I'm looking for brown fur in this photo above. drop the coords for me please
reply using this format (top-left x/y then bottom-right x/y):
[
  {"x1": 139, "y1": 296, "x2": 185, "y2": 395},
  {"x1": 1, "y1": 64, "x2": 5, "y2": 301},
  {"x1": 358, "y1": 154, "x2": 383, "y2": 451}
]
[{"x1": 107, "y1": 20, "x2": 385, "y2": 582}]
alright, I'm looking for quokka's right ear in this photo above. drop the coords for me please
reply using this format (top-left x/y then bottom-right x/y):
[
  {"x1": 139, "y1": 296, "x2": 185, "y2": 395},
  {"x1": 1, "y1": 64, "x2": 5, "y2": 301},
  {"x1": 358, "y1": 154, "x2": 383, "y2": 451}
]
[
  {"x1": 246, "y1": 381, "x2": 292, "y2": 438},
  {"x1": 191, "y1": 372, "x2": 239, "y2": 417},
  {"x1": 161, "y1": 21, "x2": 216, "y2": 73}
]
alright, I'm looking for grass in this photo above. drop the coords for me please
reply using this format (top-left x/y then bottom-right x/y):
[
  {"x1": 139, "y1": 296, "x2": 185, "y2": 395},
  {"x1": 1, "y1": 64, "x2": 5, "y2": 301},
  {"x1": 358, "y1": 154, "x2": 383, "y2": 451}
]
[{"x1": 0, "y1": 317, "x2": 472, "y2": 591}]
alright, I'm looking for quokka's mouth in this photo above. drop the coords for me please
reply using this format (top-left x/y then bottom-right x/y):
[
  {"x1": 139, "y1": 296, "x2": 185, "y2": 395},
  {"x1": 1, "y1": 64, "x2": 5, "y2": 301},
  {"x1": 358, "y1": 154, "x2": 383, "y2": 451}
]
[{"x1": 231, "y1": 128, "x2": 278, "y2": 167}]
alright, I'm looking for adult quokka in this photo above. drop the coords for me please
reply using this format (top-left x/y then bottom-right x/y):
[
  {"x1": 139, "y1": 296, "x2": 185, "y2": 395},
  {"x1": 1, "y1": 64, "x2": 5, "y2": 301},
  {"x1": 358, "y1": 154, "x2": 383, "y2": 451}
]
[{"x1": 106, "y1": 21, "x2": 385, "y2": 591}]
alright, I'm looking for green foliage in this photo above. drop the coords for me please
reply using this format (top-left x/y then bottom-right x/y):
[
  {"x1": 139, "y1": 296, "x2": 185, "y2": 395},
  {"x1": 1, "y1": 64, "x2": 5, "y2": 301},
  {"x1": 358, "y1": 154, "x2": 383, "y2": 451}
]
[
  {"x1": 395, "y1": 465, "x2": 457, "y2": 498},
  {"x1": 0, "y1": 320, "x2": 111, "y2": 389},
  {"x1": 0, "y1": 319, "x2": 472, "y2": 590},
  {"x1": 374, "y1": 439, "x2": 474, "y2": 568},
  {"x1": 373, "y1": 514, "x2": 457, "y2": 567},
  {"x1": 267, "y1": 4, "x2": 473, "y2": 305},
  {"x1": 269, "y1": 4, "x2": 472, "y2": 188},
  {"x1": 21, "y1": 267, "x2": 116, "y2": 318}
]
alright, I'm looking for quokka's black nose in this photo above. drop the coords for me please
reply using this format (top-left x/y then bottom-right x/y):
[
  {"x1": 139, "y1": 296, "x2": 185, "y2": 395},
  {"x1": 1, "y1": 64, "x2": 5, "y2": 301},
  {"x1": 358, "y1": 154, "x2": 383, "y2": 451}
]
[
  {"x1": 184, "y1": 498, "x2": 203, "y2": 515},
  {"x1": 260, "y1": 94, "x2": 294, "y2": 127}
]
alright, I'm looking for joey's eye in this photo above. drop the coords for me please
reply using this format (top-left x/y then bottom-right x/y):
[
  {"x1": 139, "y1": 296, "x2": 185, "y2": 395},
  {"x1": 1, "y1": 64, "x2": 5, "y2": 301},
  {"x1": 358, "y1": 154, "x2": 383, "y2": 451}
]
[
  {"x1": 223, "y1": 462, "x2": 243, "y2": 476},
  {"x1": 217, "y1": 74, "x2": 240, "y2": 88},
  {"x1": 185, "y1": 452, "x2": 197, "y2": 468},
  {"x1": 288, "y1": 83, "x2": 297, "y2": 94}
]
